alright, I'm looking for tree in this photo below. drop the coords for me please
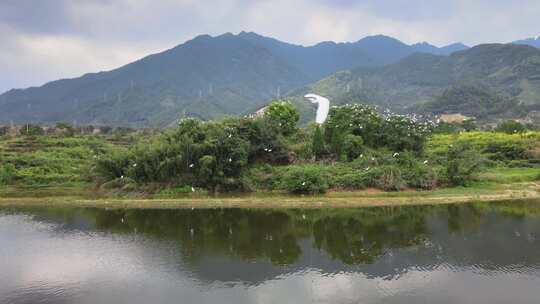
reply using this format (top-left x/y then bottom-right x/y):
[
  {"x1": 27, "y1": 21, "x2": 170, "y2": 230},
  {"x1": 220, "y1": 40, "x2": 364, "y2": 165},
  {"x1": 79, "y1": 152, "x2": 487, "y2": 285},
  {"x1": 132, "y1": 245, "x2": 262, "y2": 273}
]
[
  {"x1": 198, "y1": 155, "x2": 219, "y2": 193},
  {"x1": 265, "y1": 100, "x2": 300, "y2": 135},
  {"x1": 312, "y1": 125, "x2": 326, "y2": 160},
  {"x1": 329, "y1": 131, "x2": 345, "y2": 160},
  {"x1": 324, "y1": 104, "x2": 383, "y2": 148},
  {"x1": 380, "y1": 116, "x2": 431, "y2": 153},
  {"x1": 342, "y1": 134, "x2": 364, "y2": 161}
]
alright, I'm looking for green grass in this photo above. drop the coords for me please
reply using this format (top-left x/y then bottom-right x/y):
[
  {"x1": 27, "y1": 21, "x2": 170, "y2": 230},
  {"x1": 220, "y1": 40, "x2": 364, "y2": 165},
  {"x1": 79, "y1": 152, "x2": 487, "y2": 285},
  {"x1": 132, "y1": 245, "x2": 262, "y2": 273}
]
[
  {"x1": 0, "y1": 135, "x2": 124, "y2": 186},
  {"x1": 480, "y1": 167, "x2": 540, "y2": 183},
  {"x1": 3, "y1": 131, "x2": 540, "y2": 199},
  {"x1": 427, "y1": 131, "x2": 540, "y2": 157}
]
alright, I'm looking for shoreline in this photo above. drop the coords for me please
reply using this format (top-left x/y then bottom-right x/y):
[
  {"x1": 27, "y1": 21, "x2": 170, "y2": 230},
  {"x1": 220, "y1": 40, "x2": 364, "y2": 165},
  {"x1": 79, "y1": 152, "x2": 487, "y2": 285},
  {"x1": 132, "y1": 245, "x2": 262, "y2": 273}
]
[{"x1": 1, "y1": 182, "x2": 539, "y2": 209}]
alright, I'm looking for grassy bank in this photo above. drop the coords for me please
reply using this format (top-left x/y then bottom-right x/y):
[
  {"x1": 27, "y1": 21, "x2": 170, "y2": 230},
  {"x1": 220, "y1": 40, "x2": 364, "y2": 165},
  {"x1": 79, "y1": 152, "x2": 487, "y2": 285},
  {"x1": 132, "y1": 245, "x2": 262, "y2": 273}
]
[{"x1": 1, "y1": 175, "x2": 539, "y2": 209}]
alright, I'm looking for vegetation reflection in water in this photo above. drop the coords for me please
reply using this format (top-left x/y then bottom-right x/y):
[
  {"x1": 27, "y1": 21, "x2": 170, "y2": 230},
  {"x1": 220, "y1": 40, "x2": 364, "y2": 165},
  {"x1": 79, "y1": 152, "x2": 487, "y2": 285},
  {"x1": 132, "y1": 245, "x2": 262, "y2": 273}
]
[{"x1": 5, "y1": 200, "x2": 540, "y2": 268}]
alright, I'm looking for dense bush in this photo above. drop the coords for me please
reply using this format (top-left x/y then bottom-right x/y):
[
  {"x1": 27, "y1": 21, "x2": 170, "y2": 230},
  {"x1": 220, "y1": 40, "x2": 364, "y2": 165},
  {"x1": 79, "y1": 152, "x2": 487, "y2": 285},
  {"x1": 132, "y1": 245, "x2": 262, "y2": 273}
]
[
  {"x1": 94, "y1": 150, "x2": 132, "y2": 181},
  {"x1": 397, "y1": 151, "x2": 438, "y2": 190},
  {"x1": 14, "y1": 103, "x2": 513, "y2": 194},
  {"x1": 95, "y1": 115, "x2": 291, "y2": 192},
  {"x1": 281, "y1": 166, "x2": 329, "y2": 194},
  {"x1": 324, "y1": 104, "x2": 434, "y2": 159},
  {"x1": 484, "y1": 141, "x2": 527, "y2": 161}
]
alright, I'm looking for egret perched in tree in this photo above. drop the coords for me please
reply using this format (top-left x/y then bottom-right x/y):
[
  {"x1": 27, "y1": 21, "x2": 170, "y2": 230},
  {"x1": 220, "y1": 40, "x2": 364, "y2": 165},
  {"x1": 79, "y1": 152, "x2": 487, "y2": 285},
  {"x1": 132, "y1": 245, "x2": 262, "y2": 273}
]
[{"x1": 304, "y1": 94, "x2": 330, "y2": 124}]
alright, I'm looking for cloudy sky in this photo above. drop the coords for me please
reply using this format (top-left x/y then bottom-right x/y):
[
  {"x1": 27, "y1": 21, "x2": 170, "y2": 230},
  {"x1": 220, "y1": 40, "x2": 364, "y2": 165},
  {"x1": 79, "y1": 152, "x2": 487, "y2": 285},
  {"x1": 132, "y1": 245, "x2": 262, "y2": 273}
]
[{"x1": 1, "y1": 0, "x2": 539, "y2": 93}]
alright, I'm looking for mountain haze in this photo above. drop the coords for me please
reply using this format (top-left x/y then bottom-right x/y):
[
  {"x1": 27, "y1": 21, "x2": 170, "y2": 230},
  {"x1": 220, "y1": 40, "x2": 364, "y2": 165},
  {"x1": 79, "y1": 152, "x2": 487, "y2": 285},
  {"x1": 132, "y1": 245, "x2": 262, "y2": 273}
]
[
  {"x1": 513, "y1": 36, "x2": 540, "y2": 49},
  {"x1": 0, "y1": 32, "x2": 468, "y2": 127}
]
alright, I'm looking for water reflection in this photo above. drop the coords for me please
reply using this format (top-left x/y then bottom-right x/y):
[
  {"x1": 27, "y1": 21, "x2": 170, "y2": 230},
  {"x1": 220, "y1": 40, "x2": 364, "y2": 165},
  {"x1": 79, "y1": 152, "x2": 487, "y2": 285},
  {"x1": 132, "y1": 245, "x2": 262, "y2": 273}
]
[{"x1": 1, "y1": 200, "x2": 540, "y2": 303}]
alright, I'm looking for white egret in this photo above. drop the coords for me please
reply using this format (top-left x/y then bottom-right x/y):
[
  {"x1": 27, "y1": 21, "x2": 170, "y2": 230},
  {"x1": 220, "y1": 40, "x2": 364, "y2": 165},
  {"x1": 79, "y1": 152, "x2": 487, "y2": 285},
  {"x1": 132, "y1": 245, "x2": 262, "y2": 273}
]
[{"x1": 304, "y1": 94, "x2": 330, "y2": 124}]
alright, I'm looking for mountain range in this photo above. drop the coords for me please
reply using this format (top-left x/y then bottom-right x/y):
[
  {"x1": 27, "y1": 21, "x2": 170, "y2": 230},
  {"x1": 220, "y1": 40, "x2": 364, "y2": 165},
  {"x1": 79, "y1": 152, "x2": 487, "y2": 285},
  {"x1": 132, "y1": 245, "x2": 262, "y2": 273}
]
[
  {"x1": 0, "y1": 32, "x2": 539, "y2": 127},
  {"x1": 292, "y1": 43, "x2": 540, "y2": 120},
  {"x1": 0, "y1": 32, "x2": 469, "y2": 127},
  {"x1": 513, "y1": 36, "x2": 540, "y2": 49}
]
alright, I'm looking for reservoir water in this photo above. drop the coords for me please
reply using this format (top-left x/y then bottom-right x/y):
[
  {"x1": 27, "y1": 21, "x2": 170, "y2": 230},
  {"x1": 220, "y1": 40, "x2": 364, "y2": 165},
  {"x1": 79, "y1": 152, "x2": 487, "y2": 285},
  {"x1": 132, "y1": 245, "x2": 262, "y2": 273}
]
[{"x1": 1, "y1": 201, "x2": 540, "y2": 303}]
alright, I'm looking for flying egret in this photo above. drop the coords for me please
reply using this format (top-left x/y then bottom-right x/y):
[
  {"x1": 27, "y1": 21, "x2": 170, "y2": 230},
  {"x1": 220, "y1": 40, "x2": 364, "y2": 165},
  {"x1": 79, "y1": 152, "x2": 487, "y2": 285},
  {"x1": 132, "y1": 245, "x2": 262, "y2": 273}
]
[{"x1": 304, "y1": 94, "x2": 330, "y2": 124}]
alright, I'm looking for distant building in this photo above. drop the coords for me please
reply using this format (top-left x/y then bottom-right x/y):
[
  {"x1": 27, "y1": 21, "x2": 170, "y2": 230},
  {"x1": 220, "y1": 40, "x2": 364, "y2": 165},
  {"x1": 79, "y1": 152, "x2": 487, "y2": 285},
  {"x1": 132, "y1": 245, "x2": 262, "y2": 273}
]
[
  {"x1": 438, "y1": 113, "x2": 471, "y2": 124},
  {"x1": 247, "y1": 106, "x2": 268, "y2": 119}
]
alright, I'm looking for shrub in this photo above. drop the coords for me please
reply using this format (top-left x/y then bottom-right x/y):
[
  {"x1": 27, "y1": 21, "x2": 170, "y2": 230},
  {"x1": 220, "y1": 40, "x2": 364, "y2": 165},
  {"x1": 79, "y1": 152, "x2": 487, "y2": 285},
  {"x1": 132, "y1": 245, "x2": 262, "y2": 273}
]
[
  {"x1": 100, "y1": 176, "x2": 137, "y2": 190},
  {"x1": 282, "y1": 166, "x2": 328, "y2": 194},
  {"x1": 94, "y1": 150, "x2": 131, "y2": 181},
  {"x1": 396, "y1": 151, "x2": 438, "y2": 190},
  {"x1": 0, "y1": 163, "x2": 17, "y2": 185},
  {"x1": 241, "y1": 165, "x2": 278, "y2": 191},
  {"x1": 334, "y1": 170, "x2": 378, "y2": 189},
  {"x1": 374, "y1": 165, "x2": 405, "y2": 191},
  {"x1": 495, "y1": 120, "x2": 526, "y2": 134},
  {"x1": 158, "y1": 185, "x2": 194, "y2": 196},
  {"x1": 445, "y1": 142, "x2": 484, "y2": 186},
  {"x1": 93, "y1": 117, "x2": 286, "y2": 192},
  {"x1": 285, "y1": 128, "x2": 313, "y2": 161},
  {"x1": 484, "y1": 141, "x2": 527, "y2": 161},
  {"x1": 403, "y1": 165, "x2": 438, "y2": 190},
  {"x1": 461, "y1": 119, "x2": 478, "y2": 132},
  {"x1": 433, "y1": 122, "x2": 459, "y2": 134}
]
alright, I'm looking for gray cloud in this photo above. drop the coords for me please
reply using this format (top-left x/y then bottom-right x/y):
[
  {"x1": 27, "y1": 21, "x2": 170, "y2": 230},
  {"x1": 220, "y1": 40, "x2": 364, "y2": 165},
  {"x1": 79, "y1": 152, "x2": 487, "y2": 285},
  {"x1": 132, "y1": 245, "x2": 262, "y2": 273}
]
[{"x1": 1, "y1": 0, "x2": 539, "y2": 93}]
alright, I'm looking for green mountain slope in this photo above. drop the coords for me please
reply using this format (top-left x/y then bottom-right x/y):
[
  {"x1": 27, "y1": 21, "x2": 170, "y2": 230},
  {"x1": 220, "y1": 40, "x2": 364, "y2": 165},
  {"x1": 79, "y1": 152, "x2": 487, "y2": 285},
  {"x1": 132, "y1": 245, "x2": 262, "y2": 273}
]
[
  {"x1": 293, "y1": 44, "x2": 540, "y2": 120},
  {"x1": 412, "y1": 85, "x2": 526, "y2": 119},
  {"x1": 0, "y1": 33, "x2": 308, "y2": 127},
  {"x1": 0, "y1": 32, "x2": 467, "y2": 127}
]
